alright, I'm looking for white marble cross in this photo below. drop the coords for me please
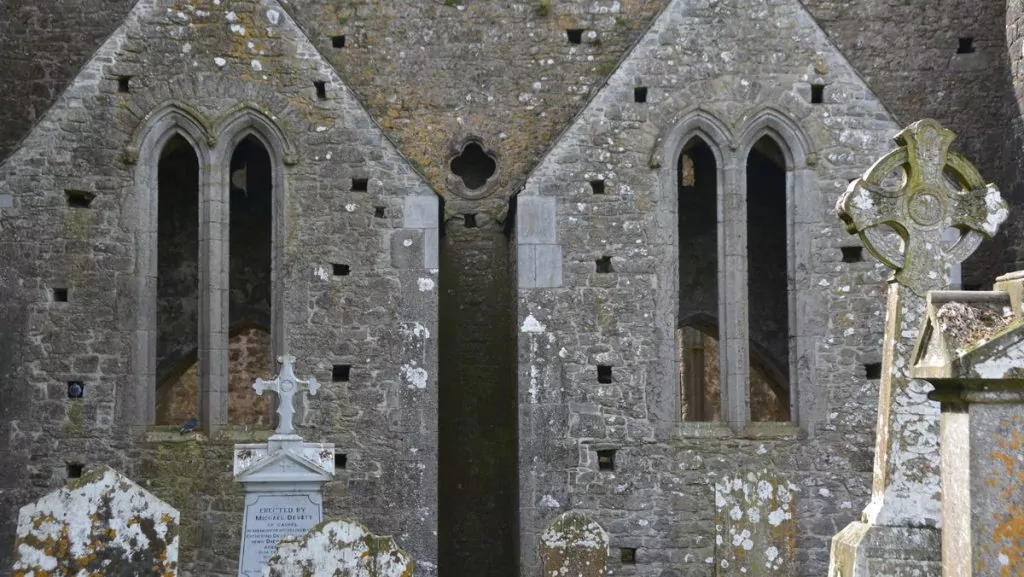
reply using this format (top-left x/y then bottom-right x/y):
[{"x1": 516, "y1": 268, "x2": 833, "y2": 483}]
[{"x1": 253, "y1": 355, "x2": 320, "y2": 436}]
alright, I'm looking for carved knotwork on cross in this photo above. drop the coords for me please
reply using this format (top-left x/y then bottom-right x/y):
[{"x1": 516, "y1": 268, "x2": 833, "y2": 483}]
[
  {"x1": 253, "y1": 355, "x2": 320, "y2": 436},
  {"x1": 837, "y1": 119, "x2": 1009, "y2": 296}
]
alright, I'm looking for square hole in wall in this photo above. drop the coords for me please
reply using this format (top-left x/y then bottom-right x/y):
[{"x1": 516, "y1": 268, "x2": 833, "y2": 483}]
[
  {"x1": 332, "y1": 264, "x2": 350, "y2": 276},
  {"x1": 374, "y1": 206, "x2": 386, "y2": 218},
  {"x1": 841, "y1": 246, "x2": 863, "y2": 263},
  {"x1": 590, "y1": 180, "x2": 606, "y2": 195},
  {"x1": 332, "y1": 35, "x2": 346, "y2": 48},
  {"x1": 957, "y1": 37, "x2": 975, "y2": 54},
  {"x1": 463, "y1": 213, "x2": 478, "y2": 228},
  {"x1": 332, "y1": 364, "x2": 351, "y2": 382},
  {"x1": 67, "y1": 463, "x2": 84, "y2": 478},
  {"x1": 596, "y1": 256, "x2": 613, "y2": 273},
  {"x1": 335, "y1": 453, "x2": 347, "y2": 469},
  {"x1": 314, "y1": 81, "x2": 327, "y2": 100},
  {"x1": 811, "y1": 84, "x2": 825, "y2": 104},
  {"x1": 52, "y1": 288, "x2": 68, "y2": 303},
  {"x1": 117, "y1": 75, "x2": 132, "y2": 93},
  {"x1": 597, "y1": 365, "x2": 613, "y2": 384},
  {"x1": 67, "y1": 381, "x2": 85, "y2": 399},
  {"x1": 620, "y1": 548, "x2": 637, "y2": 564},
  {"x1": 566, "y1": 29, "x2": 584, "y2": 44},
  {"x1": 865, "y1": 362, "x2": 882, "y2": 380},
  {"x1": 351, "y1": 178, "x2": 369, "y2": 192},
  {"x1": 633, "y1": 86, "x2": 648, "y2": 103},
  {"x1": 597, "y1": 449, "x2": 616, "y2": 471},
  {"x1": 64, "y1": 189, "x2": 96, "y2": 209}
]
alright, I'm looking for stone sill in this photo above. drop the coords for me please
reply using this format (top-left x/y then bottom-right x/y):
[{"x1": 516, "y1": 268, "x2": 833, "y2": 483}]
[
  {"x1": 144, "y1": 426, "x2": 276, "y2": 444},
  {"x1": 676, "y1": 421, "x2": 802, "y2": 440}
]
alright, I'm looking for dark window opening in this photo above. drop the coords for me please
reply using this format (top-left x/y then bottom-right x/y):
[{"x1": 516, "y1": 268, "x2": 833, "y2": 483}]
[
  {"x1": 596, "y1": 256, "x2": 613, "y2": 273},
  {"x1": 597, "y1": 365, "x2": 613, "y2": 384},
  {"x1": 65, "y1": 189, "x2": 96, "y2": 208},
  {"x1": 678, "y1": 138, "x2": 720, "y2": 422},
  {"x1": 332, "y1": 264, "x2": 350, "y2": 276},
  {"x1": 620, "y1": 548, "x2": 637, "y2": 564},
  {"x1": 566, "y1": 29, "x2": 584, "y2": 44},
  {"x1": 865, "y1": 362, "x2": 882, "y2": 380},
  {"x1": 841, "y1": 246, "x2": 864, "y2": 263},
  {"x1": 332, "y1": 35, "x2": 346, "y2": 48},
  {"x1": 463, "y1": 213, "x2": 478, "y2": 228},
  {"x1": 117, "y1": 76, "x2": 132, "y2": 93},
  {"x1": 597, "y1": 449, "x2": 616, "y2": 471},
  {"x1": 52, "y1": 288, "x2": 68, "y2": 303},
  {"x1": 334, "y1": 453, "x2": 347, "y2": 469},
  {"x1": 958, "y1": 37, "x2": 975, "y2": 54},
  {"x1": 811, "y1": 84, "x2": 825, "y2": 104},
  {"x1": 590, "y1": 180, "x2": 606, "y2": 195},
  {"x1": 450, "y1": 142, "x2": 497, "y2": 190},
  {"x1": 746, "y1": 136, "x2": 791, "y2": 422},
  {"x1": 374, "y1": 206, "x2": 386, "y2": 218},
  {"x1": 332, "y1": 364, "x2": 351, "y2": 382},
  {"x1": 67, "y1": 463, "x2": 84, "y2": 478},
  {"x1": 314, "y1": 81, "x2": 327, "y2": 100},
  {"x1": 67, "y1": 381, "x2": 85, "y2": 399},
  {"x1": 963, "y1": 283, "x2": 983, "y2": 291},
  {"x1": 351, "y1": 178, "x2": 368, "y2": 192},
  {"x1": 634, "y1": 86, "x2": 648, "y2": 103}
]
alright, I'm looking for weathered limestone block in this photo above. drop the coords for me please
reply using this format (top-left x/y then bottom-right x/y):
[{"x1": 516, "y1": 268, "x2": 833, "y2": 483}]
[
  {"x1": 12, "y1": 465, "x2": 179, "y2": 576},
  {"x1": 913, "y1": 271, "x2": 1024, "y2": 576},
  {"x1": 538, "y1": 512, "x2": 609, "y2": 577},
  {"x1": 714, "y1": 470, "x2": 797, "y2": 575},
  {"x1": 263, "y1": 519, "x2": 413, "y2": 577}
]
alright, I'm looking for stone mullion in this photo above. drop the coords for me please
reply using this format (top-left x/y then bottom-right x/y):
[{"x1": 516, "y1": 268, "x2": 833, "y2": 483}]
[
  {"x1": 719, "y1": 155, "x2": 750, "y2": 432},
  {"x1": 199, "y1": 152, "x2": 230, "y2": 435}
]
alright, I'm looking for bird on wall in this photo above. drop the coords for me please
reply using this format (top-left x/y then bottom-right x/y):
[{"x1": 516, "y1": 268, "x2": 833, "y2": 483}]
[{"x1": 179, "y1": 416, "x2": 199, "y2": 435}]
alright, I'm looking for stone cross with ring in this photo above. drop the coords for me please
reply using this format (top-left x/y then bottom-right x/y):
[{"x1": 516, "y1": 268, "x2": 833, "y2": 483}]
[{"x1": 253, "y1": 355, "x2": 320, "y2": 436}]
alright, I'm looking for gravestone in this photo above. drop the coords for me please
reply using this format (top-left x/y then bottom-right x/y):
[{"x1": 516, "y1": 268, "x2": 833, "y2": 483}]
[
  {"x1": 538, "y1": 512, "x2": 609, "y2": 577},
  {"x1": 828, "y1": 119, "x2": 1009, "y2": 577},
  {"x1": 235, "y1": 355, "x2": 335, "y2": 577},
  {"x1": 263, "y1": 519, "x2": 414, "y2": 577},
  {"x1": 714, "y1": 470, "x2": 797, "y2": 575},
  {"x1": 12, "y1": 465, "x2": 180, "y2": 576},
  {"x1": 912, "y1": 271, "x2": 1024, "y2": 576}
]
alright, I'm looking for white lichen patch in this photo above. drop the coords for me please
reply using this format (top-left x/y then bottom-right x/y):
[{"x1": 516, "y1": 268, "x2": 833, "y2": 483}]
[
  {"x1": 401, "y1": 362, "x2": 428, "y2": 389},
  {"x1": 417, "y1": 278, "x2": 435, "y2": 292},
  {"x1": 214, "y1": 57, "x2": 227, "y2": 67},
  {"x1": 521, "y1": 314, "x2": 546, "y2": 333}
]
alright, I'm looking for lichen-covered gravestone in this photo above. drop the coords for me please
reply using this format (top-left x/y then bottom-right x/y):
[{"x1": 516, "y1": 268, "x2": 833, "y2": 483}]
[
  {"x1": 262, "y1": 519, "x2": 413, "y2": 577},
  {"x1": 829, "y1": 119, "x2": 1009, "y2": 577},
  {"x1": 539, "y1": 512, "x2": 609, "y2": 577},
  {"x1": 12, "y1": 465, "x2": 180, "y2": 576},
  {"x1": 715, "y1": 470, "x2": 797, "y2": 575}
]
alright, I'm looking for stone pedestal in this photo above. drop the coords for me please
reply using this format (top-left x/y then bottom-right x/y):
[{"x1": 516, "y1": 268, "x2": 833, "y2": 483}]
[
  {"x1": 234, "y1": 437, "x2": 335, "y2": 577},
  {"x1": 912, "y1": 271, "x2": 1024, "y2": 576}
]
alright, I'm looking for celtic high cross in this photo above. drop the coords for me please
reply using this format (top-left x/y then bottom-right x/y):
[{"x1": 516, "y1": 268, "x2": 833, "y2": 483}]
[
  {"x1": 253, "y1": 355, "x2": 320, "y2": 436},
  {"x1": 829, "y1": 119, "x2": 1008, "y2": 576}
]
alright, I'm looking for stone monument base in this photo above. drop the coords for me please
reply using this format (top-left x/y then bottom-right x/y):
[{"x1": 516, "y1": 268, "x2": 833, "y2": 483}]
[{"x1": 829, "y1": 522, "x2": 940, "y2": 577}]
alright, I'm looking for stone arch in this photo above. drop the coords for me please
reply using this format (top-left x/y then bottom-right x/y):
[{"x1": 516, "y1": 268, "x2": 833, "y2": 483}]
[
  {"x1": 209, "y1": 106, "x2": 291, "y2": 430},
  {"x1": 736, "y1": 107, "x2": 816, "y2": 425},
  {"x1": 655, "y1": 107, "x2": 733, "y2": 174},
  {"x1": 125, "y1": 105, "x2": 212, "y2": 429}
]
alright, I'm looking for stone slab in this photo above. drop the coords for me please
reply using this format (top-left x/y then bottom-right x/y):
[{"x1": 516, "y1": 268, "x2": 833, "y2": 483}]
[
  {"x1": 264, "y1": 518, "x2": 413, "y2": 577},
  {"x1": 714, "y1": 470, "x2": 797, "y2": 575},
  {"x1": 516, "y1": 195, "x2": 557, "y2": 245},
  {"x1": 538, "y1": 512, "x2": 608, "y2": 577},
  {"x1": 12, "y1": 465, "x2": 179, "y2": 576},
  {"x1": 239, "y1": 492, "x2": 322, "y2": 577}
]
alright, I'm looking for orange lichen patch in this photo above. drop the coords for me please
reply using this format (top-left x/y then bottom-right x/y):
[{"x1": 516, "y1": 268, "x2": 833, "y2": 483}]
[{"x1": 980, "y1": 419, "x2": 1024, "y2": 575}]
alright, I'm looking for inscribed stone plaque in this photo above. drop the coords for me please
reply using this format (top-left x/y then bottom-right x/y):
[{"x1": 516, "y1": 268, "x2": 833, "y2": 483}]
[{"x1": 239, "y1": 492, "x2": 322, "y2": 577}]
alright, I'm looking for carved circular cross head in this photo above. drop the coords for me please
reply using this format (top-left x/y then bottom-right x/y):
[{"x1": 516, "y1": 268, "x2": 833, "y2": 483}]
[
  {"x1": 836, "y1": 119, "x2": 1008, "y2": 295},
  {"x1": 280, "y1": 379, "x2": 295, "y2": 393}
]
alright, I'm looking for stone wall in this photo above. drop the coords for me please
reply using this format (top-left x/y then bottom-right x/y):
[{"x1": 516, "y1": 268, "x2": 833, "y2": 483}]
[
  {"x1": 516, "y1": 0, "x2": 898, "y2": 574},
  {"x1": 0, "y1": 0, "x2": 438, "y2": 574}
]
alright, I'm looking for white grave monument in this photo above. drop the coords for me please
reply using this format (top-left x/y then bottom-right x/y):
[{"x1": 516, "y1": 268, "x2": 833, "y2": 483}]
[{"x1": 234, "y1": 355, "x2": 335, "y2": 577}]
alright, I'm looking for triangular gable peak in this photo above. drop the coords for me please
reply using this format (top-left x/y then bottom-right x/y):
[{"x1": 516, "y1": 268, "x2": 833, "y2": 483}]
[
  {"x1": 0, "y1": 0, "x2": 434, "y2": 201},
  {"x1": 234, "y1": 448, "x2": 333, "y2": 484}
]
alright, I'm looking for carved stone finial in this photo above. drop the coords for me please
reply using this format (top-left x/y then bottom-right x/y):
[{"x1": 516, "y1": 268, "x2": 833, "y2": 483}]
[{"x1": 837, "y1": 119, "x2": 1008, "y2": 296}]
